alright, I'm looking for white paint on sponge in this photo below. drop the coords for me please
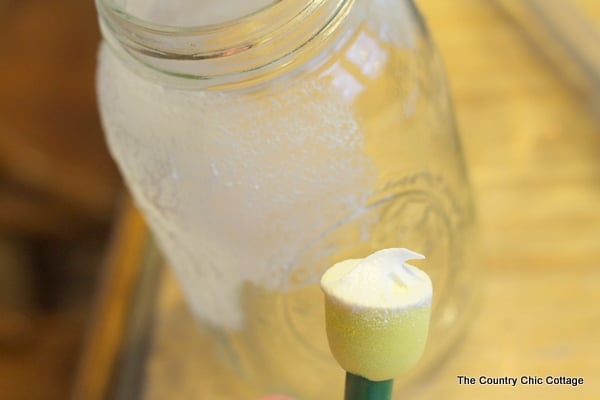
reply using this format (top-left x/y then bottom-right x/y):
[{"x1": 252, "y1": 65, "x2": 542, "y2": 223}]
[
  {"x1": 320, "y1": 248, "x2": 433, "y2": 381},
  {"x1": 321, "y1": 248, "x2": 432, "y2": 310}
]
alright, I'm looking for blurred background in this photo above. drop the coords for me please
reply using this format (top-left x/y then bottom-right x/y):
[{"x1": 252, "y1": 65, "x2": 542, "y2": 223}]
[
  {"x1": 0, "y1": 0, "x2": 121, "y2": 398},
  {"x1": 1, "y1": 0, "x2": 599, "y2": 399}
]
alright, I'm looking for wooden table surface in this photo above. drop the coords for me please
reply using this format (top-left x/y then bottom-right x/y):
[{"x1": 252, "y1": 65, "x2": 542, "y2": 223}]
[{"x1": 74, "y1": 1, "x2": 600, "y2": 399}]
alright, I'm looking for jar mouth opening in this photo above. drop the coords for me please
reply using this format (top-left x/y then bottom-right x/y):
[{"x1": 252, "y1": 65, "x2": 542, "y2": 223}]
[
  {"x1": 96, "y1": 0, "x2": 353, "y2": 86},
  {"x1": 96, "y1": 0, "x2": 323, "y2": 58},
  {"x1": 97, "y1": 0, "x2": 292, "y2": 34}
]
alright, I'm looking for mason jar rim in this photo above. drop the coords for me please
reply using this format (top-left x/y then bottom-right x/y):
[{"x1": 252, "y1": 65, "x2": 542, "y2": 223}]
[
  {"x1": 96, "y1": 0, "x2": 296, "y2": 36},
  {"x1": 95, "y1": 0, "x2": 345, "y2": 58},
  {"x1": 95, "y1": 0, "x2": 355, "y2": 87}
]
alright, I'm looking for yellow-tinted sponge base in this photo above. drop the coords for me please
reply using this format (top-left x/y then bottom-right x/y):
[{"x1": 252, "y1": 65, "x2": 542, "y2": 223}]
[{"x1": 325, "y1": 297, "x2": 431, "y2": 382}]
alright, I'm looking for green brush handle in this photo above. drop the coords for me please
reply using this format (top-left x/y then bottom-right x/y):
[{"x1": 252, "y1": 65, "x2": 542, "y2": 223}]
[{"x1": 344, "y1": 372, "x2": 393, "y2": 400}]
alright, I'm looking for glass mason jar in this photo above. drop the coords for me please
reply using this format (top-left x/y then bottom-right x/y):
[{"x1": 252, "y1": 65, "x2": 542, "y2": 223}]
[{"x1": 95, "y1": 0, "x2": 477, "y2": 398}]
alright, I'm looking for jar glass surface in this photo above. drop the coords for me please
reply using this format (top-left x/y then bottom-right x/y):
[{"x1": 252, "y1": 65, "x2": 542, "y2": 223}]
[{"x1": 96, "y1": 0, "x2": 478, "y2": 398}]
